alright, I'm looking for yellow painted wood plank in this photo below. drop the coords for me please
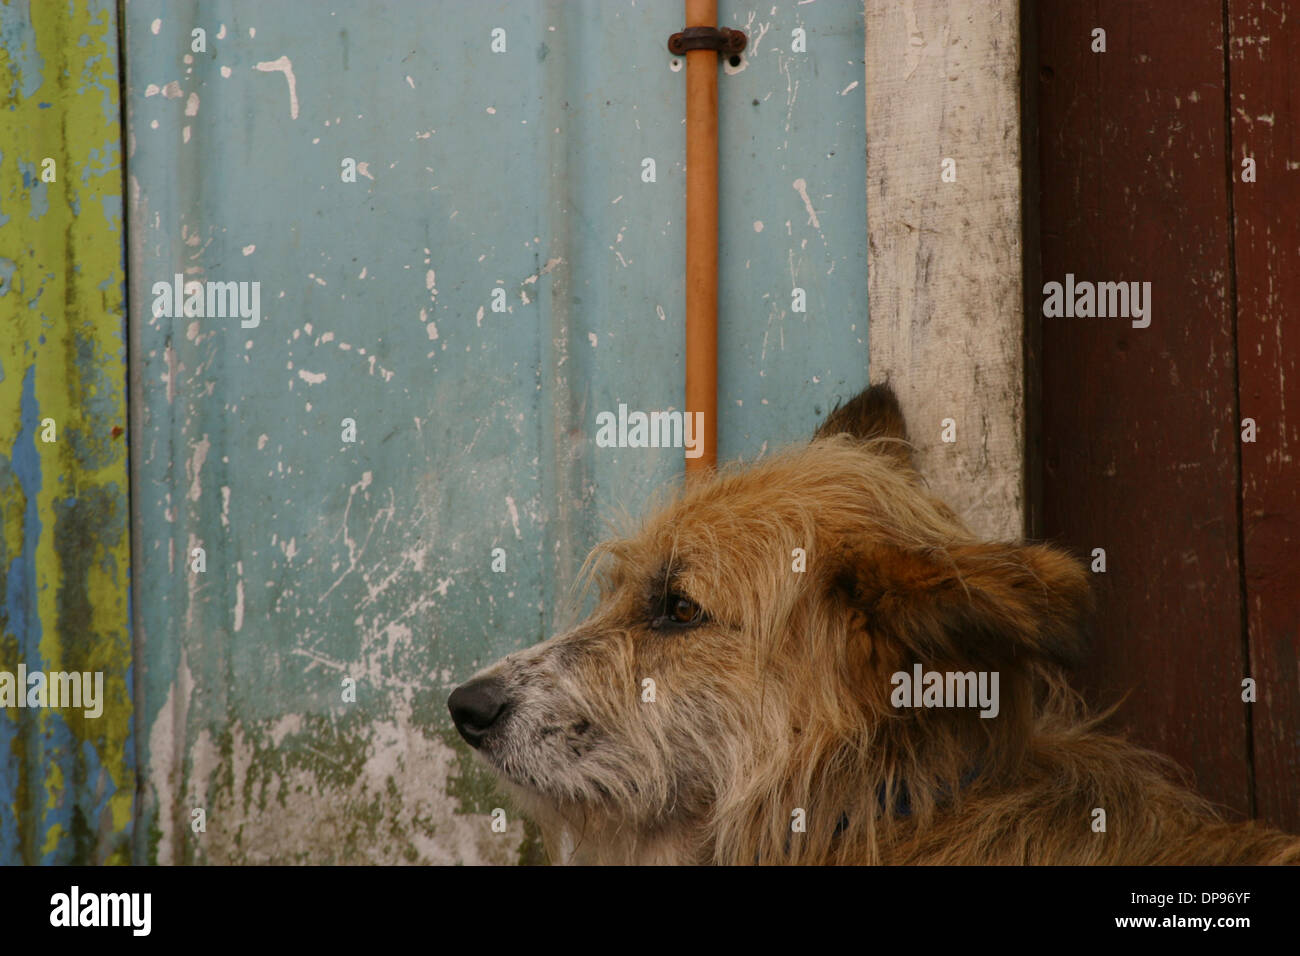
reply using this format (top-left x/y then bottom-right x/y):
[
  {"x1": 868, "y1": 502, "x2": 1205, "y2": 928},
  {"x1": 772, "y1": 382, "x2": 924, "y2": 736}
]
[{"x1": 0, "y1": 0, "x2": 133, "y2": 865}]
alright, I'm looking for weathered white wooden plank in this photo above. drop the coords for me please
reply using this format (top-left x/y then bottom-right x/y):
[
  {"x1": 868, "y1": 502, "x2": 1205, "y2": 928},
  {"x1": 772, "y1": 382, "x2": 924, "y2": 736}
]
[{"x1": 865, "y1": 0, "x2": 1025, "y2": 540}]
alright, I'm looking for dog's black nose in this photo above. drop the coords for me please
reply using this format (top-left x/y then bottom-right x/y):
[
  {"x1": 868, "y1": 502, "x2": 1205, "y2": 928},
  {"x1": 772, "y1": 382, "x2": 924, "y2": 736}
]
[{"x1": 448, "y1": 677, "x2": 510, "y2": 748}]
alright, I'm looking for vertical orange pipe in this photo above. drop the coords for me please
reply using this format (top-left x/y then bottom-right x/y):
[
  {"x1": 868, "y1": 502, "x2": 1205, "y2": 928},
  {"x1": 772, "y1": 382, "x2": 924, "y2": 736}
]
[{"x1": 684, "y1": 0, "x2": 718, "y2": 475}]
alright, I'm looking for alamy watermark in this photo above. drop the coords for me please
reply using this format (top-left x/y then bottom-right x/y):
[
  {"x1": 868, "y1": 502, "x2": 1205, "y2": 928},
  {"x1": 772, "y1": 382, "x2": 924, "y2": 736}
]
[
  {"x1": 1042, "y1": 273, "x2": 1151, "y2": 328},
  {"x1": 50, "y1": 886, "x2": 150, "y2": 936},
  {"x1": 151, "y1": 273, "x2": 261, "y2": 327},
  {"x1": 891, "y1": 664, "x2": 1000, "y2": 718},
  {"x1": 0, "y1": 665, "x2": 104, "y2": 719},
  {"x1": 595, "y1": 404, "x2": 706, "y2": 458}
]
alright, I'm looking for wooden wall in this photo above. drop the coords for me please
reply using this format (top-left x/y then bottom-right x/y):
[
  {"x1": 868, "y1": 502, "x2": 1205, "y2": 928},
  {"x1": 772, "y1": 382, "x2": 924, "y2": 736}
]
[
  {"x1": 1034, "y1": 0, "x2": 1298, "y2": 831},
  {"x1": 867, "y1": 0, "x2": 1028, "y2": 542},
  {"x1": 0, "y1": 0, "x2": 134, "y2": 865},
  {"x1": 1227, "y1": 0, "x2": 1300, "y2": 836}
]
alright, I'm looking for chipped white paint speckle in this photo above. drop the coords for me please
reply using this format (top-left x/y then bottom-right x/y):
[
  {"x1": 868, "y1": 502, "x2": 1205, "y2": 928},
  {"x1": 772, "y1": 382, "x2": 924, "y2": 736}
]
[
  {"x1": 267, "y1": 714, "x2": 302, "y2": 748},
  {"x1": 187, "y1": 434, "x2": 211, "y2": 502},
  {"x1": 792, "y1": 178, "x2": 821, "y2": 229},
  {"x1": 242, "y1": 244, "x2": 256, "y2": 256},
  {"x1": 318, "y1": 471, "x2": 376, "y2": 602},
  {"x1": 522, "y1": 257, "x2": 564, "y2": 285},
  {"x1": 151, "y1": 18, "x2": 161, "y2": 35},
  {"x1": 254, "y1": 56, "x2": 299, "y2": 120},
  {"x1": 297, "y1": 369, "x2": 327, "y2": 385},
  {"x1": 220, "y1": 65, "x2": 232, "y2": 78},
  {"x1": 185, "y1": 92, "x2": 200, "y2": 116},
  {"x1": 505, "y1": 496, "x2": 522, "y2": 539},
  {"x1": 233, "y1": 560, "x2": 246, "y2": 632}
]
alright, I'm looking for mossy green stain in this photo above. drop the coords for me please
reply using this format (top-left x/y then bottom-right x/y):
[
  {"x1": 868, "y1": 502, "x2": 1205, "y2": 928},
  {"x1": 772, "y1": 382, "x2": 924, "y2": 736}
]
[
  {"x1": 146, "y1": 810, "x2": 163, "y2": 867},
  {"x1": 439, "y1": 726, "x2": 511, "y2": 817},
  {"x1": 518, "y1": 818, "x2": 548, "y2": 866}
]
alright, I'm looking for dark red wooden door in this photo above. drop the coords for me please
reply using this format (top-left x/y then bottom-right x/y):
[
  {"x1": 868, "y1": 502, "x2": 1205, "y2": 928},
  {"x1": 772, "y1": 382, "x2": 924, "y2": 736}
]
[
  {"x1": 1035, "y1": 0, "x2": 1298, "y2": 831},
  {"x1": 1228, "y1": 0, "x2": 1300, "y2": 831}
]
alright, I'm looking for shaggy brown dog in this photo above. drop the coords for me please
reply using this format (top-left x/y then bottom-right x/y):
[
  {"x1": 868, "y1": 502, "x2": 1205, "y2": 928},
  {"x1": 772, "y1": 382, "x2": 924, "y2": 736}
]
[{"x1": 449, "y1": 384, "x2": 1300, "y2": 864}]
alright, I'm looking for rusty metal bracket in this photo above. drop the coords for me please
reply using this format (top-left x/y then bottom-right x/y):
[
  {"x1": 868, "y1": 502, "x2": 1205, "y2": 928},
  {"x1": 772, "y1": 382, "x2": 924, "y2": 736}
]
[{"x1": 668, "y1": 26, "x2": 747, "y2": 57}]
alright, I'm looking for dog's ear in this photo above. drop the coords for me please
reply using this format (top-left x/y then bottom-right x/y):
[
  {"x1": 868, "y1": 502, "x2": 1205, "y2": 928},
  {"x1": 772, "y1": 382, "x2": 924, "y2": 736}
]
[
  {"x1": 839, "y1": 539, "x2": 1091, "y2": 669},
  {"x1": 814, "y1": 383, "x2": 912, "y2": 467}
]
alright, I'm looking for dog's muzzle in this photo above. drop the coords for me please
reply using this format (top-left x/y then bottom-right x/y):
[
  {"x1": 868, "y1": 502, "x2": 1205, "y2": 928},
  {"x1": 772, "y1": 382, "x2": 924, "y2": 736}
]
[{"x1": 448, "y1": 676, "x2": 511, "y2": 749}]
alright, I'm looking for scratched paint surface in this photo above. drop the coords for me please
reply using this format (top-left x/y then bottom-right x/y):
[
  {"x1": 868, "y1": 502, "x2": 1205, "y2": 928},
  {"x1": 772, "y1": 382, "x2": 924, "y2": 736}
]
[
  {"x1": 125, "y1": 1, "x2": 866, "y2": 863},
  {"x1": 0, "y1": 0, "x2": 133, "y2": 864}
]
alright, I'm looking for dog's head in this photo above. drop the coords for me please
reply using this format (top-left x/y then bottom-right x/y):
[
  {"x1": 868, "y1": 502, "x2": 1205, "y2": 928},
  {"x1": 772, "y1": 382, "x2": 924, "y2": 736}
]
[{"x1": 449, "y1": 385, "x2": 1090, "y2": 863}]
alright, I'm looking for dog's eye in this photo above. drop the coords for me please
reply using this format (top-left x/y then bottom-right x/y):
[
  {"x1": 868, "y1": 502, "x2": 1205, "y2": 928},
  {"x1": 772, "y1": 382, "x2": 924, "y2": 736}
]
[
  {"x1": 671, "y1": 595, "x2": 701, "y2": 623},
  {"x1": 653, "y1": 592, "x2": 708, "y2": 629}
]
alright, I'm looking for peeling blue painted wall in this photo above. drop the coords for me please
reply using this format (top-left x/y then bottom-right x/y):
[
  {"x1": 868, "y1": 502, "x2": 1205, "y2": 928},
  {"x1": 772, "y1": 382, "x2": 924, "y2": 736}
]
[{"x1": 118, "y1": 0, "x2": 867, "y2": 864}]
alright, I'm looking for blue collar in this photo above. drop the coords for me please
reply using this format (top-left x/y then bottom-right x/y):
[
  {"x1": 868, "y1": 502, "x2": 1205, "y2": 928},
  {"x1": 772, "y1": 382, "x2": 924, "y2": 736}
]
[
  {"x1": 769, "y1": 766, "x2": 981, "y2": 860},
  {"x1": 876, "y1": 764, "x2": 983, "y2": 819}
]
